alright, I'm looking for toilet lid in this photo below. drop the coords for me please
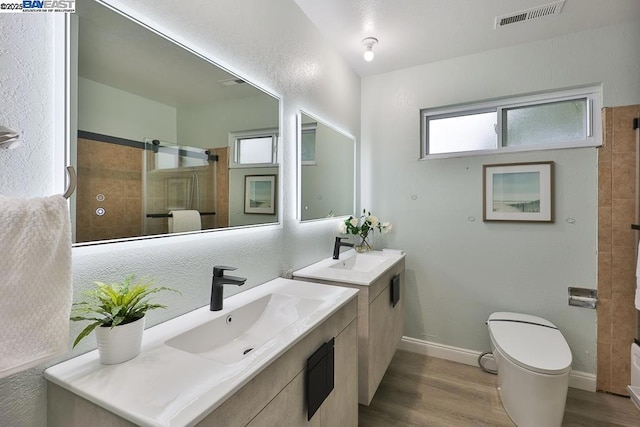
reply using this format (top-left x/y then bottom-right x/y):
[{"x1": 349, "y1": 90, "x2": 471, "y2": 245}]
[{"x1": 488, "y1": 312, "x2": 572, "y2": 375}]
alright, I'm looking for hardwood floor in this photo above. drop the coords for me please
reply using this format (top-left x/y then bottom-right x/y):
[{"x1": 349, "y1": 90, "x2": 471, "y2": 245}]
[{"x1": 359, "y1": 350, "x2": 639, "y2": 426}]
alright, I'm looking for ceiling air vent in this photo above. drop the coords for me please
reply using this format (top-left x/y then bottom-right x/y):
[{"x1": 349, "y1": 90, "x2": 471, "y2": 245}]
[{"x1": 495, "y1": 0, "x2": 565, "y2": 29}]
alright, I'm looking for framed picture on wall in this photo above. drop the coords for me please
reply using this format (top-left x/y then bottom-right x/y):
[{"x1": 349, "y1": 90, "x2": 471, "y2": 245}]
[
  {"x1": 244, "y1": 175, "x2": 276, "y2": 214},
  {"x1": 483, "y1": 161, "x2": 554, "y2": 222}
]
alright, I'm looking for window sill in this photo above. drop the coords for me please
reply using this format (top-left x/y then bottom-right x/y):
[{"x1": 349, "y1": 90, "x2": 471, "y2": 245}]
[{"x1": 420, "y1": 141, "x2": 602, "y2": 160}]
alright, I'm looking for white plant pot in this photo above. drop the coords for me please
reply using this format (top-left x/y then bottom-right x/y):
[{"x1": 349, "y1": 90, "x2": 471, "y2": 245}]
[{"x1": 94, "y1": 316, "x2": 145, "y2": 365}]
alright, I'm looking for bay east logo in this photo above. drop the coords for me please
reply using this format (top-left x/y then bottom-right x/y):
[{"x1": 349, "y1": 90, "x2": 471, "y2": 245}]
[{"x1": 22, "y1": 0, "x2": 74, "y2": 12}]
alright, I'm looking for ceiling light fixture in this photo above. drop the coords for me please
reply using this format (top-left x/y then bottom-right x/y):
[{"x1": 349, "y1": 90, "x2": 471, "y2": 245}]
[{"x1": 362, "y1": 37, "x2": 378, "y2": 62}]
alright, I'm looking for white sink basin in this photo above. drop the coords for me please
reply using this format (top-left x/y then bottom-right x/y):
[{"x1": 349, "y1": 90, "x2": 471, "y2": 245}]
[
  {"x1": 330, "y1": 253, "x2": 391, "y2": 272},
  {"x1": 294, "y1": 249, "x2": 405, "y2": 286},
  {"x1": 165, "y1": 293, "x2": 323, "y2": 364}
]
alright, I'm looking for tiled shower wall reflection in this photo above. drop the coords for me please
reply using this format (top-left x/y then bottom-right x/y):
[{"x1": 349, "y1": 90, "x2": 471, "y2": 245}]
[
  {"x1": 77, "y1": 140, "x2": 229, "y2": 243},
  {"x1": 76, "y1": 138, "x2": 142, "y2": 243},
  {"x1": 597, "y1": 104, "x2": 640, "y2": 395}
]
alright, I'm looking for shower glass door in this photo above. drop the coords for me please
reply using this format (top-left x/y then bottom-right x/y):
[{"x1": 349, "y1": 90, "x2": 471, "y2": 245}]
[{"x1": 143, "y1": 139, "x2": 217, "y2": 236}]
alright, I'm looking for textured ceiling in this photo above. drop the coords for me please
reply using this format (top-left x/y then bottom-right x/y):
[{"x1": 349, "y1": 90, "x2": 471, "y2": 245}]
[
  {"x1": 294, "y1": 0, "x2": 640, "y2": 77},
  {"x1": 77, "y1": 0, "x2": 640, "y2": 102}
]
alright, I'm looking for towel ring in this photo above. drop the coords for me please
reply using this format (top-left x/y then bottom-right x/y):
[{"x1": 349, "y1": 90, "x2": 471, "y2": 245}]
[{"x1": 63, "y1": 166, "x2": 76, "y2": 199}]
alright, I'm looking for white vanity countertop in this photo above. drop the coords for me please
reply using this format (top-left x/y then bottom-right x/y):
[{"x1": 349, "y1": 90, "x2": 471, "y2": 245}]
[
  {"x1": 45, "y1": 278, "x2": 358, "y2": 427},
  {"x1": 293, "y1": 249, "x2": 405, "y2": 286}
]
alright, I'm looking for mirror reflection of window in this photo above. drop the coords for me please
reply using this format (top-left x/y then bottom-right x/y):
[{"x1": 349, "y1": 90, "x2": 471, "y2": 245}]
[
  {"x1": 301, "y1": 125, "x2": 316, "y2": 165},
  {"x1": 233, "y1": 132, "x2": 277, "y2": 165},
  {"x1": 228, "y1": 129, "x2": 279, "y2": 227}
]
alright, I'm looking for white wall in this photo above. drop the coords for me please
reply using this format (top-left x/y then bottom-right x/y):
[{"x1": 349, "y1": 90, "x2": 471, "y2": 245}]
[
  {"x1": 0, "y1": 0, "x2": 360, "y2": 425},
  {"x1": 177, "y1": 94, "x2": 279, "y2": 149},
  {"x1": 0, "y1": 13, "x2": 57, "y2": 426},
  {"x1": 0, "y1": 14, "x2": 57, "y2": 200},
  {"x1": 78, "y1": 77, "x2": 178, "y2": 143},
  {"x1": 362, "y1": 20, "x2": 640, "y2": 375}
]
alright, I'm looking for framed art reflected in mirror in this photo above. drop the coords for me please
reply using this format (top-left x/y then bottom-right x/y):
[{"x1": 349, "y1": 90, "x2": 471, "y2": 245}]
[{"x1": 244, "y1": 175, "x2": 276, "y2": 215}]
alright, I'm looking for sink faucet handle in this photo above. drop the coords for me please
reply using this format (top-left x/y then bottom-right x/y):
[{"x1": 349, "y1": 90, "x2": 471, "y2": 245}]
[{"x1": 213, "y1": 265, "x2": 237, "y2": 276}]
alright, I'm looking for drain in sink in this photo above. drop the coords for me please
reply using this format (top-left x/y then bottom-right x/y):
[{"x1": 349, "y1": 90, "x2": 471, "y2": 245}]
[{"x1": 243, "y1": 347, "x2": 254, "y2": 355}]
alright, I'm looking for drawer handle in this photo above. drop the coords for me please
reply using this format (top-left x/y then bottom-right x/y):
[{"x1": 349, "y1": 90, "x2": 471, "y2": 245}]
[{"x1": 391, "y1": 274, "x2": 400, "y2": 307}]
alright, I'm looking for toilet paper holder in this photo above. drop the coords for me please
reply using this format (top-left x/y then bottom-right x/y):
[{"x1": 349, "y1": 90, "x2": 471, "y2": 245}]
[{"x1": 568, "y1": 287, "x2": 597, "y2": 309}]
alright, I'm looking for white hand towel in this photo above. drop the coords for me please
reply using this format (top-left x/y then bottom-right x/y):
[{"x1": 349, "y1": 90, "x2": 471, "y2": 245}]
[
  {"x1": 0, "y1": 195, "x2": 72, "y2": 379},
  {"x1": 168, "y1": 210, "x2": 201, "y2": 233}
]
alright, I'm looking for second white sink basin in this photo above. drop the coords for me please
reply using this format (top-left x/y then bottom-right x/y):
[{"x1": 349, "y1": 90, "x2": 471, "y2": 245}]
[
  {"x1": 294, "y1": 249, "x2": 405, "y2": 286},
  {"x1": 165, "y1": 293, "x2": 323, "y2": 364},
  {"x1": 330, "y1": 253, "x2": 391, "y2": 272}
]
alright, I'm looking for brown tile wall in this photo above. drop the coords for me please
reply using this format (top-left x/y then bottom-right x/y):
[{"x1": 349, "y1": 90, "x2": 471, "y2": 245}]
[
  {"x1": 597, "y1": 105, "x2": 640, "y2": 395},
  {"x1": 76, "y1": 138, "x2": 143, "y2": 243},
  {"x1": 211, "y1": 147, "x2": 229, "y2": 228}
]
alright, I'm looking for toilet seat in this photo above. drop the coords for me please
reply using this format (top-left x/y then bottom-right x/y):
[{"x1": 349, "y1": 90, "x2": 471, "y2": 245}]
[{"x1": 488, "y1": 312, "x2": 572, "y2": 375}]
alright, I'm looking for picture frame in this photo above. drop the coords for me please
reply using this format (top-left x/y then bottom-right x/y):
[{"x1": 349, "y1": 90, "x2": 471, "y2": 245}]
[
  {"x1": 483, "y1": 161, "x2": 554, "y2": 222},
  {"x1": 244, "y1": 175, "x2": 276, "y2": 214}
]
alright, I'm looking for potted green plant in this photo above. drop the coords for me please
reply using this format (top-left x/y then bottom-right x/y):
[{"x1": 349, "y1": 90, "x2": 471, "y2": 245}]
[{"x1": 70, "y1": 275, "x2": 178, "y2": 364}]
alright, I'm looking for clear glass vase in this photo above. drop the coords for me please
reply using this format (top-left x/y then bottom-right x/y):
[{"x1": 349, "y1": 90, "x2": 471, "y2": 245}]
[{"x1": 354, "y1": 233, "x2": 372, "y2": 253}]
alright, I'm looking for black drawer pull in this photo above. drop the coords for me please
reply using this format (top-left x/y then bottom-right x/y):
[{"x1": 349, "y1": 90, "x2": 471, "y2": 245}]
[
  {"x1": 391, "y1": 274, "x2": 400, "y2": 307},
  {"x1": 306, "y1": 337, "x2": 335, "y2": 420}
]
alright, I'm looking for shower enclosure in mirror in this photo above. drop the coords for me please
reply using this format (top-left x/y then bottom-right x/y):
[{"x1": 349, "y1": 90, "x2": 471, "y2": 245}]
[
  {"x1": 71, "y1": 0, "x2": 280, "y2": 244},
  {"x1": 143, "y1": 140, "x2": 221, "y2": 236},
  {"x1": 298, "y1": 111, "x2": 355, "y2": 221},
  {"x1": 75, "y1": 133, "x2": 225, "y2": 242}
]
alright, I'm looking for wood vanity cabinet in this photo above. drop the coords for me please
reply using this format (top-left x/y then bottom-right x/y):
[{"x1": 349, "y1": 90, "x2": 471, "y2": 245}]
[
  {"x1": 47, "y1": 297, "x2": 358, "y2": 427},
  {"x1": 204, "y1": 298, "x2": 358, "y2": 427},
  {"x1": 295, "y1": 257, "x2": 405, "y2": 405}
]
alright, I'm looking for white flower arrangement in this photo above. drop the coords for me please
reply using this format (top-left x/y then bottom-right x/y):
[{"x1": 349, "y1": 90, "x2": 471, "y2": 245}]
[{"x1": 339, "y1": 209, "x2": 392, "y2": 245}]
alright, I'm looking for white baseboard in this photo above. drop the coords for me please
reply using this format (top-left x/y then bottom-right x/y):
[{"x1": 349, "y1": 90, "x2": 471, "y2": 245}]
[
  {"x1": 399, "y1": 336, "x2": 596, "y2": 392},
  {"x1": 399, "y1": 336, "x2": 480, "y2": 365}
]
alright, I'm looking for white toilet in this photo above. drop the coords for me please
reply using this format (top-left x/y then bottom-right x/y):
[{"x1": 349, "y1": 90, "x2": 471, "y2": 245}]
[{"x1": 487, "y1": 312, "x2": 572, "y2": 427}]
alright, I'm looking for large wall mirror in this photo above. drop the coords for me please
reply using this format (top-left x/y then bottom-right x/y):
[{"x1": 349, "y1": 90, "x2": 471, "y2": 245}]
[
  {"x1": 298, "y1": 111, "x2": 355, "y2": 221},
  {"x1": 71, "y1": 0, "x2": 280, "y2": 244}
]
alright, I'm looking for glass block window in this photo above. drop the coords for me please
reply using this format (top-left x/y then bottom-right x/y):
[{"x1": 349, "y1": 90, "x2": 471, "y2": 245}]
[{"x1": 503, "y1": 98, "x2": 587, "y2": 147}]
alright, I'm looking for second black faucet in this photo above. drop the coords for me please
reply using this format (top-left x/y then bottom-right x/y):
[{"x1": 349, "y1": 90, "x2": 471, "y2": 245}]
[{"x1": 333, "y1": 236, "x2": 354, "y2": 260}]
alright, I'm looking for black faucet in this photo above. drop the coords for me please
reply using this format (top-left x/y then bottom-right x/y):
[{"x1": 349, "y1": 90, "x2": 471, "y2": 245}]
[
  {"x1": 210, "y1": 266, "x2": 247, "y2": 311},
  {"x1": 333, "y1": 236, "x2": 354, "y2": 260}
]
